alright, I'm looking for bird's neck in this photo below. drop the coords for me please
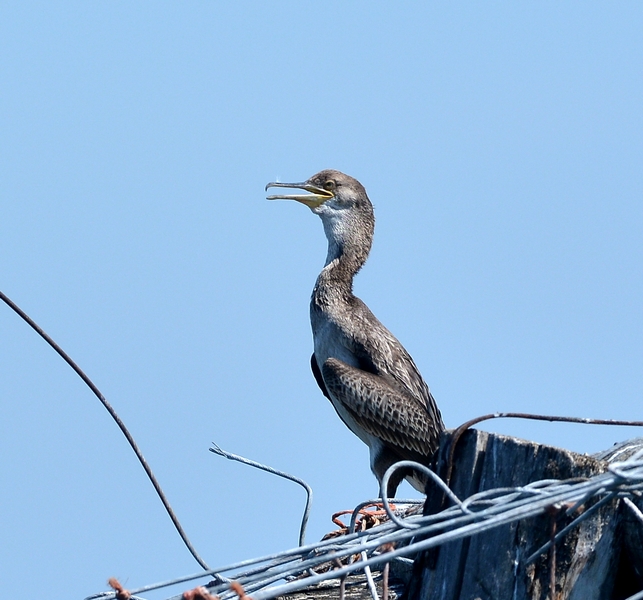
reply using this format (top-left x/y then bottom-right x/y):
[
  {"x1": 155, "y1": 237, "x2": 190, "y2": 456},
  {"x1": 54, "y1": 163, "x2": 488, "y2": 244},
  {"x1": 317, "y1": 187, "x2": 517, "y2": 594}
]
[{"x1": 313, "y1": 237, "x2": 369, "y2": 307}]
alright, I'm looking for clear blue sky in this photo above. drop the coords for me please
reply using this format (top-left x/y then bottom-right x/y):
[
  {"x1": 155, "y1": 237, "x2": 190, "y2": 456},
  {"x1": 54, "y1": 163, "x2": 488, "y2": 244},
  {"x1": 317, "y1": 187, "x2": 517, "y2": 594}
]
[{"x1": 1, "y1": 3, "x2": 642, "y2": 599}]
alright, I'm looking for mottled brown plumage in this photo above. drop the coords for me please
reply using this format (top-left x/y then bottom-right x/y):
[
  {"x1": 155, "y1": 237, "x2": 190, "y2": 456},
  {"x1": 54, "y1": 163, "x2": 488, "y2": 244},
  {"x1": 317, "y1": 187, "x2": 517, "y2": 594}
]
[{"x1": 266, "y1": 170, "x2": 444, "y2": 497}]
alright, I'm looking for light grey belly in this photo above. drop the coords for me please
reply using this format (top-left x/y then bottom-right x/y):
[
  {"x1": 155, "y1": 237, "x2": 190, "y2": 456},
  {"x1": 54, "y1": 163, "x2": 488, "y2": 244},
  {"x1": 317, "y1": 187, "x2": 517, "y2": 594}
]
[{"x1": 312, "y1": 320, "x2": 380, "y2": 449}]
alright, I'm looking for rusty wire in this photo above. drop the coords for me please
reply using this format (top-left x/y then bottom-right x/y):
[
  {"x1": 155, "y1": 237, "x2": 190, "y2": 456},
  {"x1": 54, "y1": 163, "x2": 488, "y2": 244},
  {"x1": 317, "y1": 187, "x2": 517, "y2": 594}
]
[{"x1": 346, "y1": 499, "x2": 423, "y2": 536}]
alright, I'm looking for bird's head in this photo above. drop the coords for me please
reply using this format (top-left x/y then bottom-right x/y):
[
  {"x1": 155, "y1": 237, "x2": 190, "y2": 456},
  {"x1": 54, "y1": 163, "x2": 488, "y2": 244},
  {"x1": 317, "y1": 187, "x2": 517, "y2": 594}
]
[
  {"x1": 266, "y1": 170, "x2": 374, "y2": 265},
  {"x1": 265, "y1": 170, "x2": 370, "y2": 215}
]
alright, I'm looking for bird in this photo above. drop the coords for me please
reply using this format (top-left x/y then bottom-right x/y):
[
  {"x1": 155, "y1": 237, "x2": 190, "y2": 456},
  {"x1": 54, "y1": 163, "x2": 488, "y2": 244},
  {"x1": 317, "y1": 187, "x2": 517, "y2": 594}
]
[{"x1": 266, "y1": 170, "x2": 444, "y2": 497}]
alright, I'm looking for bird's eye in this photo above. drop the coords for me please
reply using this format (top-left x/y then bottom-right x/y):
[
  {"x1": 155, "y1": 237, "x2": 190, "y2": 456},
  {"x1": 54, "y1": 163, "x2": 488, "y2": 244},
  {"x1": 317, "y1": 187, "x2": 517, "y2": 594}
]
[{"x1": 323, "y1": 180, "x2": 336, "y2": 191}]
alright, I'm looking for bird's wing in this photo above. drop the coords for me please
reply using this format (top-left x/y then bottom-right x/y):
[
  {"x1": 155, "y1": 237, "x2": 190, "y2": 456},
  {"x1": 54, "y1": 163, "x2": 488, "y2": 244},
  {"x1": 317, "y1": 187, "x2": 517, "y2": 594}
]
[
  {"x1": 321, "y1": 357, "x2": 440, "y2": 457},
  {"x1": 349, "y1": 299, "x2": 444, "y2": 430}
]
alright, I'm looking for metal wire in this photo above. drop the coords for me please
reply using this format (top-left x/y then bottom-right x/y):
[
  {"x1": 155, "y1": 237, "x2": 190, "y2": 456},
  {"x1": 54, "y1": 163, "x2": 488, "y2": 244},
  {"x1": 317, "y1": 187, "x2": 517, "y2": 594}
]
[
  {"x1": 524, "y1": 493, "x2": 617, "y2": 564},
  {"x1": 0, "y1": 289, "x2": 212, "y2": 573},
  {"x1": 360, "y1": 550, "x2": 379, "y2": 600},
  {"x1": 347, "y1": 499, "x2": 423, "y2": 535},
  {"x1": 380, "y1": 461, "x2": 471, "y2": 529},
  {"x1": 85, "y1": 447, "x2": 643, "y2": 600},
  {"x1": 210, "y1": 443, "x2": 313, "y2": 546},
  {"x1": 445, "y1": 412, "x2": 643, "y2": 487},
  {"x1": 624, "y1": 497, "x2": 643, "y2": 526}
]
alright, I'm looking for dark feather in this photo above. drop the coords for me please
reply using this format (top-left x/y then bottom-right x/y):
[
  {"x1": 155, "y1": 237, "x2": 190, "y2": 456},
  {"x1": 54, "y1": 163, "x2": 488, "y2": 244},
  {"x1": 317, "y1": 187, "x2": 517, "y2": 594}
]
[{"x1": 310, "y1": 353, "x2": 331, "y2": 400}]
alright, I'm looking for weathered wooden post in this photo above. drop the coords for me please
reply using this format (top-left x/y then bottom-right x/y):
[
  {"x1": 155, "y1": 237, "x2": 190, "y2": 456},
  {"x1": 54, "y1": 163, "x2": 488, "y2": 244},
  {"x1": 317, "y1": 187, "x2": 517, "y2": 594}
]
[{"x1": 407, "y1": 431, "x2": 643, "y2": 600}]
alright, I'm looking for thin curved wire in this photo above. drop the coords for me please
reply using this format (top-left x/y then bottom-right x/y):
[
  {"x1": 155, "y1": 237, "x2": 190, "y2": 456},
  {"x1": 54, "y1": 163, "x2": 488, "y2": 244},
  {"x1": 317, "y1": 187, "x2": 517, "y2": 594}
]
[
  {"x1": 0, "y1": 289, "x2": 212, "y2": 572},
  {"x1": 446, "y1": 411, "x2": 643, "y2": 486},
  {"x1": 210, "y1": 443, "x2": 313, "y2": 546},
  {"x1": 624, "y1": 497, "x2": 643, "y2": 526},
  {"x1": 380, "y1": 461, "x2": 471, "y2": 529},
  {"x1": 348, "y1": 498, "x2": 423, "y2": 535}
]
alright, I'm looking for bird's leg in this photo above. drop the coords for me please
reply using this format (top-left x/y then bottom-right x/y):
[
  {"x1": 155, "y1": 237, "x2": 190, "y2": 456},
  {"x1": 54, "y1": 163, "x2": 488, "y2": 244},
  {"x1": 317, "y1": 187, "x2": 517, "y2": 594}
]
[
  {"x1": 373, "y1": 450, "x2": 408, "y2": 499},
  {"x1": 385, "y1": 469, "x2": 406, "y2": 500}
]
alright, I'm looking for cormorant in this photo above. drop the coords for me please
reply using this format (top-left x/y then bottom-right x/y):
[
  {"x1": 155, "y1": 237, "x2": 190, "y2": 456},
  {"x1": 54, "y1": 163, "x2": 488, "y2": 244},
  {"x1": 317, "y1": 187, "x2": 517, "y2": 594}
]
[{"x1": 266, "y1": 170, "x2": 444, "y2": 497}]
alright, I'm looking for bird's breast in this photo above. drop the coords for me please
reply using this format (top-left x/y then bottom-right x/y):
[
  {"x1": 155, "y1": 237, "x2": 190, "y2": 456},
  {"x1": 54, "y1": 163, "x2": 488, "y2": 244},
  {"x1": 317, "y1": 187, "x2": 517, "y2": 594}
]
[
  {"x1": 311, "y1": 314, "x2": 360, "y2": 371},
  {"x1": 310, "y1": 308, "x2": 377, "y2": 448}
]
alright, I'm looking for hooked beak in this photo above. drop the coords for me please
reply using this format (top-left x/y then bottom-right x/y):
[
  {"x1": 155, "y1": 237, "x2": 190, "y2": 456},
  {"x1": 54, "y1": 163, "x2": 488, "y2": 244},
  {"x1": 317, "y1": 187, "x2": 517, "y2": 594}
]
[{"x1": 265, "y1": 180, "x2": 334, "y2": 209}]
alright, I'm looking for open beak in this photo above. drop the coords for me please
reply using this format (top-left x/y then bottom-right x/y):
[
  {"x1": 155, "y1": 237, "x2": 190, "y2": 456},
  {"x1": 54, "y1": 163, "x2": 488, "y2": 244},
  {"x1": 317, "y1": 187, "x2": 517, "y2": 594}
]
[{"x1": 265, "y1": 181, "x2": 334, "y2": 209}]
